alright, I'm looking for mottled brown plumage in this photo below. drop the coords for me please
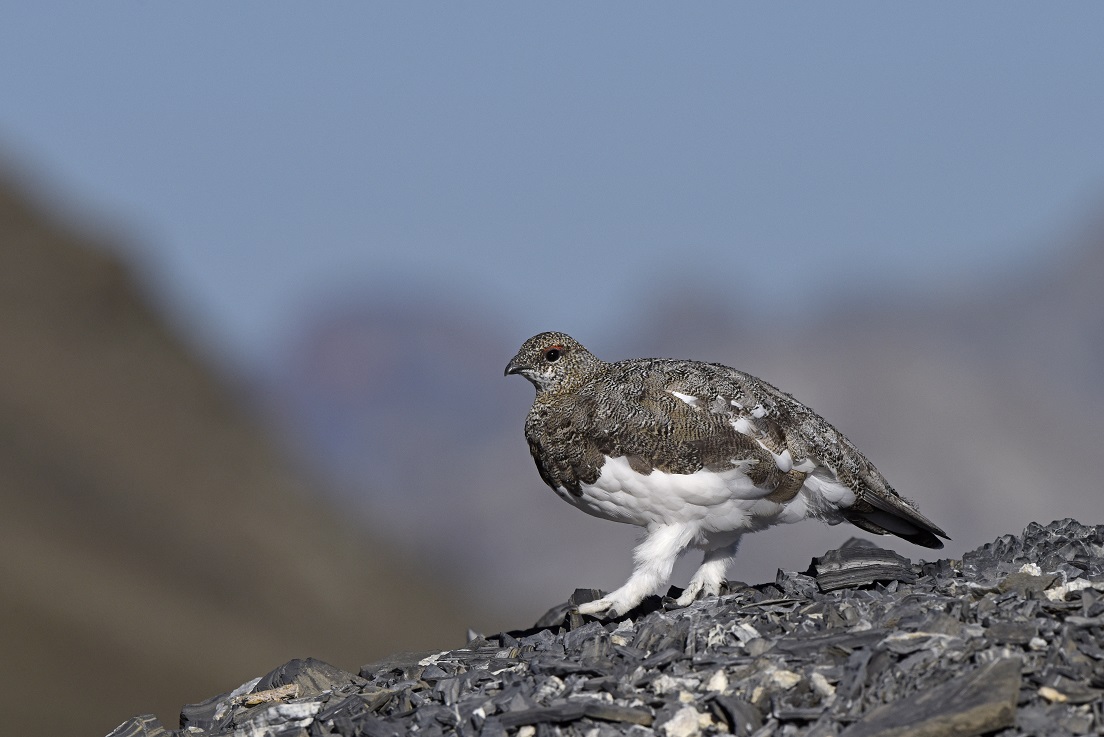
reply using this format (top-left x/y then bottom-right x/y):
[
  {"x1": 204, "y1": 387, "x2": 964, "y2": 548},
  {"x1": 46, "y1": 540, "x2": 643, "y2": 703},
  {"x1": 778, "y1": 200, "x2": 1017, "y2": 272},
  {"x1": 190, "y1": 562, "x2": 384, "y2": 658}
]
[{"x1": 506, "y1": 331, "x2": 948, "y2": 616}]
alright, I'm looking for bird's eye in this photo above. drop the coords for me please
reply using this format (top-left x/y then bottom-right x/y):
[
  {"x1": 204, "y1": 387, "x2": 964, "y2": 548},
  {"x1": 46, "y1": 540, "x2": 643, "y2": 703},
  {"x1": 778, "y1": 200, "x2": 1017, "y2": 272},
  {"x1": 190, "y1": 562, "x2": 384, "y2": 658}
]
[{"x1": 544, "y1": 348, "x2": 561, "y2": 363}]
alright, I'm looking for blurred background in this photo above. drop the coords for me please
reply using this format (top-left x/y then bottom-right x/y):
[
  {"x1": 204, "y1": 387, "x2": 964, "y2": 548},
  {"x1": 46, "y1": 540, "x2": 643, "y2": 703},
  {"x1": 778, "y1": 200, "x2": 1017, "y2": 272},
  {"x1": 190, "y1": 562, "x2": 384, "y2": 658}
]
[{"x1": 2, "y1": 4, "x2": 1104, "y2": 735}]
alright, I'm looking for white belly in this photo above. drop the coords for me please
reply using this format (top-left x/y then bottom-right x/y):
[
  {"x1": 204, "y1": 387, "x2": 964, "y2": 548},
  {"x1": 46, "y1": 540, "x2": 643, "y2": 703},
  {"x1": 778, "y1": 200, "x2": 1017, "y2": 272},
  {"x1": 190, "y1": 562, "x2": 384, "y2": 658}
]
[{"x1": 555, "y1": 454, "x2": 855, "y2": 533}]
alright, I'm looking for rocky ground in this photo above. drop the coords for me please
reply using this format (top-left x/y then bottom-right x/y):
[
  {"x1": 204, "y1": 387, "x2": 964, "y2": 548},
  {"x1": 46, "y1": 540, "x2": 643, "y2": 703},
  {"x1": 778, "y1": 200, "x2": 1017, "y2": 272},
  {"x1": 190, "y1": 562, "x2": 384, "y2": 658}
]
[{"x1": 108, "y1": 519, "x2": 1104, "y2": 737}]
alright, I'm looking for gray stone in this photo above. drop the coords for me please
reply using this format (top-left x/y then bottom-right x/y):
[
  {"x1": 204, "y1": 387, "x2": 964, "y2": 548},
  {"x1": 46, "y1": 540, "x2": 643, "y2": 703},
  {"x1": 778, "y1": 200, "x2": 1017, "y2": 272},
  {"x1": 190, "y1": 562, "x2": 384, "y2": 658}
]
[
  {"x1": 103, "y1": 714, "x2": 174, "y2": 737},
  {"x1": 496, "y1": 701, "x2": 588, "y2": 728},
  {"x1": 709, "y1": 695, "x2": 764, "y2": 736},
  {"x1": 813, "y1": 538, "x2": 916, "y2": 592},
  {"x1": 986, "y1": 620, "x2": 1037, "y2": 644},
  {"x1": 255, "y1": 657, "x2": 366, "y2": 697},
  {"x1": 839, "y1": 658, "x2": 1020, "y2": 737},
  {"x1": 105, "y1": 520, "x2": 1104, "y2": 737}
]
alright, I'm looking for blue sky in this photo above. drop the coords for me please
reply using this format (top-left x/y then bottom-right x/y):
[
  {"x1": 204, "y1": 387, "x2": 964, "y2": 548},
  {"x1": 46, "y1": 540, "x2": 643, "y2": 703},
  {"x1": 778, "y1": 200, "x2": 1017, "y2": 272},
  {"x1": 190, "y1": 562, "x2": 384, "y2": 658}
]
[{"x1": 2, "y1": 3, "x2": 1103, "y2": 370}]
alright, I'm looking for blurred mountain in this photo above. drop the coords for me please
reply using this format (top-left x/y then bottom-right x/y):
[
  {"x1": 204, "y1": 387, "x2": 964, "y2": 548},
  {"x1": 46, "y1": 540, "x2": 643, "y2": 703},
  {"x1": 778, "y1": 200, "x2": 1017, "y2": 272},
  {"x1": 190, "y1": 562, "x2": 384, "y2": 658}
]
[
  {"x1": 267, "y1": 217, "x2": 1104, "y2": 629},
  {"x1": 0, "y1": 174, "x2": 481, "y2": 737}
]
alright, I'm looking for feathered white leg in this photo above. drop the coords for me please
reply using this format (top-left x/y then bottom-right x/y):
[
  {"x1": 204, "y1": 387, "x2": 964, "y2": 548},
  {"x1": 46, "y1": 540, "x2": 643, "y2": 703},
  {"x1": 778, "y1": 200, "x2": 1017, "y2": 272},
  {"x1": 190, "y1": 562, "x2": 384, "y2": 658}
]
[
  {"x1": 578, "y1": 523, "x2": 698, "y2": 618},
  {"x1": 675, "y1": 536, "x2": 741, "y2": 607}
]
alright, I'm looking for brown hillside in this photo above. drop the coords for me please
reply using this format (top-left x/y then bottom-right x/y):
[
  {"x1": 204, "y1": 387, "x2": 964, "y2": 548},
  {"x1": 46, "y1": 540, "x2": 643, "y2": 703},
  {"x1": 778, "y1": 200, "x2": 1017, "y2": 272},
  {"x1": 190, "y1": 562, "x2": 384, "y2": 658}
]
[{"x1": 0, "y1": 174, "x2": 477, "y2": 737}]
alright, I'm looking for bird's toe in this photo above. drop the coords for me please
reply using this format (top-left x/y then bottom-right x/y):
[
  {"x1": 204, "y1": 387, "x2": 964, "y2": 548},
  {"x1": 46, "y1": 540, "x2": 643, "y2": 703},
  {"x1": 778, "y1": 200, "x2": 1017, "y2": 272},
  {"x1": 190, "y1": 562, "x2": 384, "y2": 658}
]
[
  {"x1": 674, "y1": 582, "x2": 703, "y2": 607},
  {"x1": 675, "y1": 580, "x2": 725, "y2": 607},
  {"x1": 576, "y1": 598, "x2": 616, "y2": 617}
]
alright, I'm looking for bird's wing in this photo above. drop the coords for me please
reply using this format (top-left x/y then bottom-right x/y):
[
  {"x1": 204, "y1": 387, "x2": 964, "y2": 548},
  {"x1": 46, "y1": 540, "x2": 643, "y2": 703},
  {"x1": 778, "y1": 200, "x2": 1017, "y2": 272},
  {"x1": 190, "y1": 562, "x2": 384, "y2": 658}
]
[
  {"x1": 614, "y1": 360, "x2": 949, "y2": 547},
  {"x1": 566, "y1": 360, "x2": 802, "y2": 497},
  {"x1": 716, "y1": 368, "x2": 949, "y2": 548}
]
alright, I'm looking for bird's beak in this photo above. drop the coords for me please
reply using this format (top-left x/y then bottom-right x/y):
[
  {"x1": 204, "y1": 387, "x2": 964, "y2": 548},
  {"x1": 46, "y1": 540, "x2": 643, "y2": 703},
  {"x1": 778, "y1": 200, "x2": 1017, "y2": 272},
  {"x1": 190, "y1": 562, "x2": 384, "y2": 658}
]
[{"x1": 504, "y1": 360, "x2": 524, "y2": 377}]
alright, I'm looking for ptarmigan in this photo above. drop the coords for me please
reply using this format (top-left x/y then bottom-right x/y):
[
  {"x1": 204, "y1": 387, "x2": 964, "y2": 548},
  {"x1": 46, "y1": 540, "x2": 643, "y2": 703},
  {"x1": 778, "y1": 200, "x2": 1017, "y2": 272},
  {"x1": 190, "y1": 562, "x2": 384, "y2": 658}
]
[{"x1": 505, "y1": 331, "x2": 948, "y2": 618}]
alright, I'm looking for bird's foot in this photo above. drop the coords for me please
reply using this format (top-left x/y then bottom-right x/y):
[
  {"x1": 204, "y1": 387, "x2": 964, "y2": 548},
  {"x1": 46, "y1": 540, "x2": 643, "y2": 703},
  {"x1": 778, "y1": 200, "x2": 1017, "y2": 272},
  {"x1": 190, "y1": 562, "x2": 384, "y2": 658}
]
[
  {"x1": 576, "y1": 598, "x2": 620, "y2": 618},
  {"x1": 674, "y1": 579, "x2": 723, "y2": 608},
  {"x1": 576, "y1": 589, "x2": 646, "y2": 619}
]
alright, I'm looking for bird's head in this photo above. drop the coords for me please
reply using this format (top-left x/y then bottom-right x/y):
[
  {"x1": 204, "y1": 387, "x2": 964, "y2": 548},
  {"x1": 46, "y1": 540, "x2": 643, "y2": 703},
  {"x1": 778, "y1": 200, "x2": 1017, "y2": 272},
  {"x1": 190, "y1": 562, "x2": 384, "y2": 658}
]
[{"x1": 504, "y1": 332, "x2": 600, "y2": 393}]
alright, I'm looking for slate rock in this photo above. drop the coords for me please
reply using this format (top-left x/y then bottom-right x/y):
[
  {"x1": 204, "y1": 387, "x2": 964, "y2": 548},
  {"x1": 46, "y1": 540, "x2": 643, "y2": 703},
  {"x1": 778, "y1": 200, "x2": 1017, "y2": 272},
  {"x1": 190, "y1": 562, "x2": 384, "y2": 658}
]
[
  {"x1": 998, "y1": 571, "x2": 1059, "y2": 597},
  {"x1": 962, "y1": 519, "x2": 1104, "y2": 580},
  {"x1": 179, "y1": 679, "x2": 253, "y2": 733},
  {"x1": 986, "y1": 620, "x2": 1037, "y2": 645},
  {"x1": 496, "y1": 701, "x2": 588, "y2": 728},
  {"x1": 357, "y1": 653, "x2": 428, "y2": 683},
  {"x1": 709, "y1": 694, "x2": 764, "y2": 736},
  {"x1": 255, "y1": 657, "x2": 366, "y2": 696},
  {"x1": 104, "y1": 714, "x2": 175, "y2": 737},
  {"x1": 106, "y1": 519, "x2": 1104, "y2": 737},
  {"x1": 839, "y1": 657, "x2": 1021, "y2": 737},
  {"x1": 812, "y1": 538, "x2": 916, "y2": 592}
]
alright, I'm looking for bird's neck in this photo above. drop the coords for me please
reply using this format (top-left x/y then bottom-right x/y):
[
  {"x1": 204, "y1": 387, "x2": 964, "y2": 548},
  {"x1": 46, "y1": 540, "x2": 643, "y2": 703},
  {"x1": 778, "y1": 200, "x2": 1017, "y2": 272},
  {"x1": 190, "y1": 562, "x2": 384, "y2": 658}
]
[{"x1": 537, "y1": 364, "x2": 602, "y2": 398}]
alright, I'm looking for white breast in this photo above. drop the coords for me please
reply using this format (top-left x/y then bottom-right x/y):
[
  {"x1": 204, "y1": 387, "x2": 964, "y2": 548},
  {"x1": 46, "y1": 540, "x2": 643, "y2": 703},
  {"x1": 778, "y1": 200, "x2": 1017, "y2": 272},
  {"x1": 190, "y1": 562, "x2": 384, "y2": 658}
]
[{"x1": 556, "y1": 454, "x2": 856, "y2": 533}]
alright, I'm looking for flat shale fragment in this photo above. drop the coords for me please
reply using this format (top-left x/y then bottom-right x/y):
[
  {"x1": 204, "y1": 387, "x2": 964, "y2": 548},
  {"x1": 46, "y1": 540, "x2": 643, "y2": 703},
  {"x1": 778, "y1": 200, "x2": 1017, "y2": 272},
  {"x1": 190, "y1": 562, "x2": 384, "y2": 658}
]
[
  {"x1": 840, "y1": 657, "x2": 1021, "y2": 737},
  {"x1": 812, "y1": 538, "x2": 916, "y2": 591}
]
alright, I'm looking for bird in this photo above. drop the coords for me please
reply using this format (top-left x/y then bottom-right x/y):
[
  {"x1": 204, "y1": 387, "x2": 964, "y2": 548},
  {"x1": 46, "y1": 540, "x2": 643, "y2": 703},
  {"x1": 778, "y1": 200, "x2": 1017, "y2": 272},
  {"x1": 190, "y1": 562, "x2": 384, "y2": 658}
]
[{"x1": 505, "y1": 331, "x2": 948, "y2": 618}]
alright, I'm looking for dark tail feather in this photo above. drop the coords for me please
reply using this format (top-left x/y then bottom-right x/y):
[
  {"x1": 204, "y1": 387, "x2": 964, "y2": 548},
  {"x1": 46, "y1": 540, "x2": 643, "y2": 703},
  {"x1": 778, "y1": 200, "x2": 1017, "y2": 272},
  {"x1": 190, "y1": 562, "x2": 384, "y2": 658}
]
[{"x1": 844, "y1": 493, "x2": 949, "y2": 550}]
